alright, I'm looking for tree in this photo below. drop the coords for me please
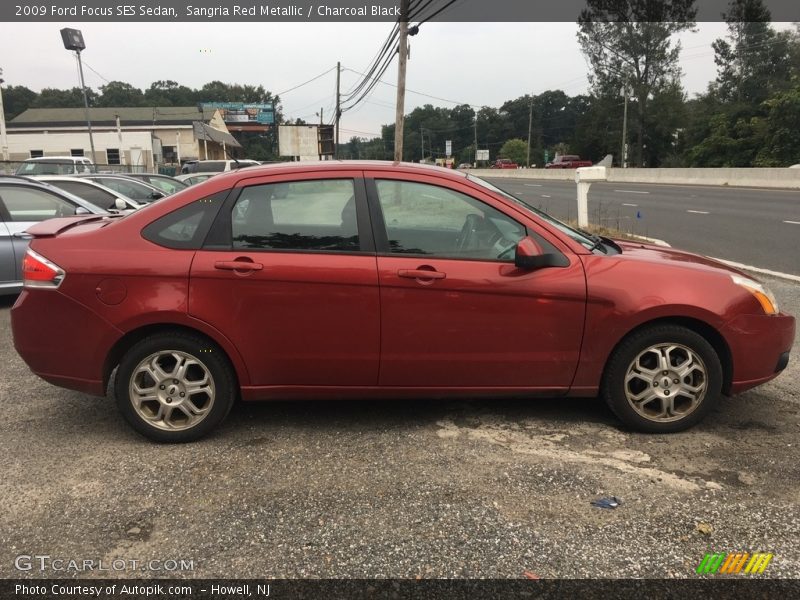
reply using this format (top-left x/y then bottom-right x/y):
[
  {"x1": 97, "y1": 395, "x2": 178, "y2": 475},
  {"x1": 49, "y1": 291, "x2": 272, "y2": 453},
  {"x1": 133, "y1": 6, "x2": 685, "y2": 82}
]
[
  {"x1": 1, "y1": 84, "x2": 36, "y2": 119},
  {"x1": 499, "y1": 139, "x2": 527, "y2": 166},
  {"x1": 32, "y1": 87, "x2": 95, "y2": 108},
  {"x1": 144, "y1": 80, "x2": 197, "y2": 106},
  {"x1": 97, "y1": 81, "x2": 145, "y2": 107},
  {"x1": 712, "y1": 0, "x2": 792, "y2": 106},
  {"x1": 577, "y1": 0, "x2": 696, "y2": 166}
]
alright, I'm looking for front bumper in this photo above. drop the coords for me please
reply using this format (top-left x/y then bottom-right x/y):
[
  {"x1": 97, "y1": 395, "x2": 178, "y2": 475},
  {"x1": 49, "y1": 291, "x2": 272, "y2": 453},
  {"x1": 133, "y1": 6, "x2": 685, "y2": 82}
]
[{"x1": 722, "y1": 312, "x2": 795, "y2": 395}]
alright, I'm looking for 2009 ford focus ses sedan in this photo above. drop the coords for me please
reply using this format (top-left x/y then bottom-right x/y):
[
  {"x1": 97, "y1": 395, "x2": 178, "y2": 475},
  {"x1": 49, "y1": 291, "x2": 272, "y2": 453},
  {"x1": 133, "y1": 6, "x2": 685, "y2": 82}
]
[{"x1": 11, "y1": 162, "x2": 795, "y2": 442}]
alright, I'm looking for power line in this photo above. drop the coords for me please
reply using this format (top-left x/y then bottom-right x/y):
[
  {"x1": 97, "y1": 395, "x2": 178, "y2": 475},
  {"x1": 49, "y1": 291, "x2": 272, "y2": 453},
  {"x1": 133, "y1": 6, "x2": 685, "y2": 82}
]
[
  {"x1": 276, "y1": 66, "x2": 337, "y2": 96},
  {"x1": 342, "y1": 66, "x2": 480, "y2": 108}
]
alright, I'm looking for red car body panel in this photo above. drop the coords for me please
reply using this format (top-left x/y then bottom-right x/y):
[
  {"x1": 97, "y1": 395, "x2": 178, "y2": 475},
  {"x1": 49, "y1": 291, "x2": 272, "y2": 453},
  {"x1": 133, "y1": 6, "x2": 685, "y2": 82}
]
[{"x1": 9, "y1": 161, "x2": 795, "y2": 411}]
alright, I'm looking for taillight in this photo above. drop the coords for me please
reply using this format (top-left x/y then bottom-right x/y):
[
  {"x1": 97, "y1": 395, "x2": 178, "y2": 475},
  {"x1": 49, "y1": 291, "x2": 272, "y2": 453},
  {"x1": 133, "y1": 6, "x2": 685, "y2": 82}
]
[{"x1": 22, "y1": 249, "x2": 65, "y2": 288}]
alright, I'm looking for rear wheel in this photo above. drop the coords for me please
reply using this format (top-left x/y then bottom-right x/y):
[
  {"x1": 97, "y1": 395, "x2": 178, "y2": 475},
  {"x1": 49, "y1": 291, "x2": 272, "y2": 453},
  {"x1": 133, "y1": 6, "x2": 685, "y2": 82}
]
[
  {"x1": 114, "y1": 332, "x2": 235, "y2": 442},
  {"x1": 602, "y1": 325, "x2": 723, "y2": 433}
]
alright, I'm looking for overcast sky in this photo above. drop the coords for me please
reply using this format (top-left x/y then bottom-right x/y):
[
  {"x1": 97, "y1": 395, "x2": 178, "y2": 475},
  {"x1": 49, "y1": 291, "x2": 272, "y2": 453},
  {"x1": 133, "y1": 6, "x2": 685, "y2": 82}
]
[{"x1": 0, "y1": 21, "x2": 773, "y2": 138}]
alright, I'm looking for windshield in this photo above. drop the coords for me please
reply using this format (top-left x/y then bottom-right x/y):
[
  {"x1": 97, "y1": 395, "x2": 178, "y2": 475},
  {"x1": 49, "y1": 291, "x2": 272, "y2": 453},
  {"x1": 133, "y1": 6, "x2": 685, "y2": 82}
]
[{"x1": 467, "y1": 174, "x2": 601, "y2": 252}]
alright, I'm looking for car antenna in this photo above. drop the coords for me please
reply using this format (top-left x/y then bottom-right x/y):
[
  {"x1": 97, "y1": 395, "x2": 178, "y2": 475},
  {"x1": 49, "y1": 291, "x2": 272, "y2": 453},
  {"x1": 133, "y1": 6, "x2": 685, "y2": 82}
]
[{"x1": 223, "y1": 145, "x2": 241, "y2": 168}]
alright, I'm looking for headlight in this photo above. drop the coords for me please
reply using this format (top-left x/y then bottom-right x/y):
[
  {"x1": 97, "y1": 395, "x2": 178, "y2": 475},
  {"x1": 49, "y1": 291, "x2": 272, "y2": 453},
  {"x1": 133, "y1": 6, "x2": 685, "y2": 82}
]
[{"x1": 731, "y1": 275, "x2": 779, "y2": 315}]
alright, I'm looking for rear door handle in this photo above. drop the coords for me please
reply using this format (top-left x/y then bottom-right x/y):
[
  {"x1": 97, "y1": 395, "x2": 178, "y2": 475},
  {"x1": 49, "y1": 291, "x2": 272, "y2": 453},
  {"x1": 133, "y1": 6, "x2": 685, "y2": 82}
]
[
  {"x1": 214, "y1": 260, "x2": 264, "y2": 272},
  {"x1": 397, "y1": 269, "x2": 446, "y2": 280}
]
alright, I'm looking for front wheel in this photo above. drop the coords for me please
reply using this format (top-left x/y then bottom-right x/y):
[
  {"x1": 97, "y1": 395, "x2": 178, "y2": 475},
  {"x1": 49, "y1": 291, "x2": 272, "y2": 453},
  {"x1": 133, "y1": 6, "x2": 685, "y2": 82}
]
[
  {"x1": 602, "y1": 325, "x2": 723, "y2": 433},
  {"x1": 114, "y1": 332, "x2": 235, "y2": 442}
]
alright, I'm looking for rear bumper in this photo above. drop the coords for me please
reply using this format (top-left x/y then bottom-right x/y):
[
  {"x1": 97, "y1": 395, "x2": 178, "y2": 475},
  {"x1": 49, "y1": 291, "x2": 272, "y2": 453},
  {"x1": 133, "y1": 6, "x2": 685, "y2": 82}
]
[
  {"x1": 11, "y1": 289, "x2": 122, "y2": 397},
  {"x1": 722, "y1": 312, "x2": 795, "y2": 395}
]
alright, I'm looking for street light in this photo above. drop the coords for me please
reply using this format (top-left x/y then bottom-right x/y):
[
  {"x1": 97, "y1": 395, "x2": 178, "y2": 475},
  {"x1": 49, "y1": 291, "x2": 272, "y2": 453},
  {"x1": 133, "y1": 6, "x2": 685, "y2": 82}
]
[{"x1": 60, "y1": 28, "x2": 96, "y2": 163}]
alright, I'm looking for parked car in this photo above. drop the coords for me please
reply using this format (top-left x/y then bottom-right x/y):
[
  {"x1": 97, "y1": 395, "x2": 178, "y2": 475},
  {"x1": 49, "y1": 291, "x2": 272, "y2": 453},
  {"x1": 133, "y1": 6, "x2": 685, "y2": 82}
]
[
  {"x1": 544, "y1": 155, "x2": 593, "y2": 169},
  {"x1": 457, "y1": 163, "x2": 472, "y2": 169},
  {"x1": 174, "y1": 173, "x2": 216, "y2": 186},
  {"x1": 32, "y1": 176, "x2": 141, "y2": 212},
  {"x1": 490, "y1": 159, "x2": 518, "y2": 169},
  {"x1": 11, "y1": 162, "x2": 794, "y2": 442},
  {"x1": 77, "y1": 174, "x2": 166, "y2": 203},
  {"x1": 15, "y1": 156, "x2": 96, "y2": 176},
  {"x1": 0, "y1": 176, "x2": 108, "y2": 295},
  {"x1": 180, "y1": 159, "x2": 260, "y2": 175},
  {"x1": 126, "y1": 173, "x2": 188, "y2": 195}
]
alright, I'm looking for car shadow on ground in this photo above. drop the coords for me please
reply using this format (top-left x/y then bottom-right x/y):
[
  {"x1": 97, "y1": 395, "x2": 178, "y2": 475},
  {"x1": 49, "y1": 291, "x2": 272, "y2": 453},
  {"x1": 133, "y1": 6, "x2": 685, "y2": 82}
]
[{"x1": 221, "y1": 394, "x2": 620, "y2": 437}]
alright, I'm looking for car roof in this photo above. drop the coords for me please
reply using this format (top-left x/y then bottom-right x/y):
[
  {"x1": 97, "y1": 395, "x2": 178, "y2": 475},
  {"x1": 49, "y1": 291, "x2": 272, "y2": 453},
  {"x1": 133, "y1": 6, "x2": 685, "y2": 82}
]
[
  {"x1": 210, "y1": 160, "x2": 470, "y2": 183},
  {"x1": 22, "y1": 156, "x2": 92, "y2": 162}
]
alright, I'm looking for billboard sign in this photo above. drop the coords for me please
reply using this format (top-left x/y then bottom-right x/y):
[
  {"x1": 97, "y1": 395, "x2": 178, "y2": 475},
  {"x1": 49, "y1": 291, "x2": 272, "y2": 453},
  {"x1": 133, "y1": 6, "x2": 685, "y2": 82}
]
[{"x1": 200, "y1": 102, "x2": 275, "y2": 124}]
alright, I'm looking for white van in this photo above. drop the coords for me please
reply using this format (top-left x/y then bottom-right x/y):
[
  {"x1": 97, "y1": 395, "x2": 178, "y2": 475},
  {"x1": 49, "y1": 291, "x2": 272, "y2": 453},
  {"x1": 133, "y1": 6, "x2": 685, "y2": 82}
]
[{"x1": 16, "y1": 156, "x2": 96, "y2": 176}]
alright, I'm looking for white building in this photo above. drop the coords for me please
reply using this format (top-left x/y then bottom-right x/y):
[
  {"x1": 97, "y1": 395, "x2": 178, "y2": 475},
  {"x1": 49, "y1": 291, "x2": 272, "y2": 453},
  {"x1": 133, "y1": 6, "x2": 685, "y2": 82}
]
[{"x1": 6, "y1": 106, "x2": 241, "y2": 169}]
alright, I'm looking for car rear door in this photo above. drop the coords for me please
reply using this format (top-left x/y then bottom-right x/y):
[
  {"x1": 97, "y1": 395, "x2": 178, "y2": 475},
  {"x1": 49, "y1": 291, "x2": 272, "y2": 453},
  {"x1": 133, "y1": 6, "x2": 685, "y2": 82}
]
[
  {"x1": 365, "y1": 171, "x2": 587, "y2": 390},
  {"x1": 188, "y1": 170, "x2": 380, "y2": 387}
]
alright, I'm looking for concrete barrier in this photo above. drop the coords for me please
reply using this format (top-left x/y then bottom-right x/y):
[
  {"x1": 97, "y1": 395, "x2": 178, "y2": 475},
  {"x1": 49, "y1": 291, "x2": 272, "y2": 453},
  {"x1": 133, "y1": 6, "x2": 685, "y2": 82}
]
[{"x1": 467, "y1": 167, "x2": 800, "y2": 189}]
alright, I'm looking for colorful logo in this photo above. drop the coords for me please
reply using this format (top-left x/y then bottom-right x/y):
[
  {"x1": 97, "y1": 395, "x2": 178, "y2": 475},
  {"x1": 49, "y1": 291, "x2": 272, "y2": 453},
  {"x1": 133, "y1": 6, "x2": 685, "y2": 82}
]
[{"x1": 696, "y1": 552, "x2": 773, "y2": 575}]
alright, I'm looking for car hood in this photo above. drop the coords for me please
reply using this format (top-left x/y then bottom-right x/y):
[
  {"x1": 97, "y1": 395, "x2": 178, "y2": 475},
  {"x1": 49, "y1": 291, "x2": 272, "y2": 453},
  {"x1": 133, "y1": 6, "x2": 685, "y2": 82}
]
[{"x1": 612, "y1": 239, "x2": 754, "y2": 279}]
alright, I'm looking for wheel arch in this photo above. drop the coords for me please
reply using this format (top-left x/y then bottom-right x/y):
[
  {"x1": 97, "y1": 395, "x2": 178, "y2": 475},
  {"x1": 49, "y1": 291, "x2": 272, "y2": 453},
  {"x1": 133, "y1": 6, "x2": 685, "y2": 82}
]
[
  {"x1": 600, "y1": 316, "x2": 734, "y2": 395},
  {"x1": 103, "y1": 323, "x2": 245, "y2": 394}
]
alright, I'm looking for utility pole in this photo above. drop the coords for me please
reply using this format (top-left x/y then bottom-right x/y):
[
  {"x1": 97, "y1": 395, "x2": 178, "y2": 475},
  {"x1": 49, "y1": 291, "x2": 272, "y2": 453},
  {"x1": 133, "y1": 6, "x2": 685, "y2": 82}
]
[
  {"x1": 394, "y1": 0, "x2": 410, "y2": 162},
  {"x1": 0, "y1": 68, "x2": 8, "y2": 161},
  {"x1": 620, "y1": 84, "x2": 629, "y2": 168},
  {"x1": 420, "y1": 127, "x2": 424, "y2": 162},
  {"x1": 526, "y1": 99, "x2": 533, "y2": 168},
  {"x1": 473, "y1": 114, "x2": 478, "y2": 167},
  {"x1": 335, "y1": 62, "x2": 341, "y2": 159},
  {"x1": 318, "y1": 107, "x2": 323, "y2": 160}
]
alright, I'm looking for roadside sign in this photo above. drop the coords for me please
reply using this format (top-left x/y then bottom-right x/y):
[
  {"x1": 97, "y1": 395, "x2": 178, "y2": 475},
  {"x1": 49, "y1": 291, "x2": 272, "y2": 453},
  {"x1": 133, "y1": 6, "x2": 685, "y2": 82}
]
[
  {"x1": 476, "y1": 149, "x2": 489, "y2": 161},
  {"x1": 446, "y1": 140, "x2": 452, "y2": 157}
]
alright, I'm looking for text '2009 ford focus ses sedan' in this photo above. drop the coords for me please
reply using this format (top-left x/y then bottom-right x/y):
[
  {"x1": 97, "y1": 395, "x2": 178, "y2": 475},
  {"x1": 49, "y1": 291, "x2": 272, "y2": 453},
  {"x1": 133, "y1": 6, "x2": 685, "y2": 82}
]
[{"x1": 11, "y1": 162, "x2": 795, "y2": 442}]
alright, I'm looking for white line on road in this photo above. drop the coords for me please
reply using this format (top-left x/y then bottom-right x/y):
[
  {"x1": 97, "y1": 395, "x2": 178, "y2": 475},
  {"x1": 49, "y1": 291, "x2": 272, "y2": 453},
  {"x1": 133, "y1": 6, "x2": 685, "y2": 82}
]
[
  {"x1": 614, "y1": 189, "x2": 650, "y2": 194},
  {"x1": 687, "y1": 210, "x2": 710, "y2": 214},
  {"x1": 524, "y1": 183, "x2": 542, "y2": 187},
  {"x1": 709, "y1": 257, "x2": 800, "y2": 284},
  {"x1": 784, "y1": 220, "x2": 800, "y2": 225},
  {"x1": 541, "y1": 195, "x2": 551, "y2": 198},
  {"x1": 622, "y1": 203, "x2": 638, "y2": 207}
]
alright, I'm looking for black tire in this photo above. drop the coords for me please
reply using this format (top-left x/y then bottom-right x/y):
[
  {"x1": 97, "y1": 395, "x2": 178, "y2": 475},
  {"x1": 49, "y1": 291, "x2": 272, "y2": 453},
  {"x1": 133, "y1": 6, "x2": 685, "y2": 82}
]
[
  {"x1": 601, "y1": 325, "x2": 723, "y2": 433},
  {"x1": 114, "y1": 331, "x2": 236, "y2": 442}
]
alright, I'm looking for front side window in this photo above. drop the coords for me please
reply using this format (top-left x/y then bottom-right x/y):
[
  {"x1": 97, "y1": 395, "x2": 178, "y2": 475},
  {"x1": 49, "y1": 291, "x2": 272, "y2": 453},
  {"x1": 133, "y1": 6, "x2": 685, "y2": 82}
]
[
  {"x1": 231, "y1": 179, "x2": 359, "y2": 252},
  {"x1": 374, "y1": 180, "x2": 526, "y2": 261},
  {"x1": 0, "y1": 186, "x2": 78, "y2": 222}
]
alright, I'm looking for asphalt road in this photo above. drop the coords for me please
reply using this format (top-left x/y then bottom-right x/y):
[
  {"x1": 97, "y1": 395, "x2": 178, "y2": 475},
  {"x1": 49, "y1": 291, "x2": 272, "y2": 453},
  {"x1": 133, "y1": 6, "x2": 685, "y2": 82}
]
[
  {"x1": 0, "y1": 278, "x2": 798, "y2": 581},
  {"x1": 486, "y1": 178, "x2": 800, "y2": 276}
]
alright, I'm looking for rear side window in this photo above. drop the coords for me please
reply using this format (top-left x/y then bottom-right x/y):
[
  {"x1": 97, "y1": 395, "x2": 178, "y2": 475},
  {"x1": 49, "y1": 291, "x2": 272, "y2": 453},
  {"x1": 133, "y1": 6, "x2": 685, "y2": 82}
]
[
  {"x1": 231, "y1": 179, "x2": 358, "y2": 252},
  {"x1": 0, "y1": 185, "x2": 79, "y2": 222},
  {"x1": 51, "y1": 181, "x2": 117, "y2": 211},
  {"x1": 142, "y1": 191, "x2": 227, "y2": 249}
]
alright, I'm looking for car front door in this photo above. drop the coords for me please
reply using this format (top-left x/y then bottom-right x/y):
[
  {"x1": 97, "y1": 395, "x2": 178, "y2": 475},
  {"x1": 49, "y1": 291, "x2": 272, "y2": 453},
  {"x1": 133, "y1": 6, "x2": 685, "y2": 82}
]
[
  {"x1": 365, "y1": 173, "x2": 587, "y2": 390},
  {"x1": 189, "y1": 172, "x2": 380, "y2": 387}
]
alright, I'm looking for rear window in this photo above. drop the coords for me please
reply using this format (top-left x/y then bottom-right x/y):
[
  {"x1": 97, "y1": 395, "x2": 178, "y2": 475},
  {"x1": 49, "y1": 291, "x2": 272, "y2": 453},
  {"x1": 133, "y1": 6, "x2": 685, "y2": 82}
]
[{"x1": 199, "y1": 161, "x2": 226, "y2": 172}]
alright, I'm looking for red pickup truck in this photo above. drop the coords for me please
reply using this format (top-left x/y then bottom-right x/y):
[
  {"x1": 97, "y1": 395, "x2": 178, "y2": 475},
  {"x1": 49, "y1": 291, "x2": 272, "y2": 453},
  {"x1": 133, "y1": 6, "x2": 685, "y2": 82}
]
[
  {"x1": 490, "y1": 158, "x2": 518, "y2": 169},
  {"x1": 544, "y1": 155, "x2": 592, "y2": 169}
]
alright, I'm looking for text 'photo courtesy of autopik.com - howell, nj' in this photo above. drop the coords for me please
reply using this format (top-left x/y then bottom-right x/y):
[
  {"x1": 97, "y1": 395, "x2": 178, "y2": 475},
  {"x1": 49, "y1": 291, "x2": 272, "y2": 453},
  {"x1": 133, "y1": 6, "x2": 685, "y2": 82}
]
[{"x1": 1, "y1": 0, "x2": 800, "y2": 599}]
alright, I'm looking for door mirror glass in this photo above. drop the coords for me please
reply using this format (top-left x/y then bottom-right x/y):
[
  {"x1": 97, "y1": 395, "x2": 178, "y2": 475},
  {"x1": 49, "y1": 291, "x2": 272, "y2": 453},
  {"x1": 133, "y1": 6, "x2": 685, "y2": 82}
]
[
  {"x1": 114, "y1": 198, "x2": 127, "y2": 211},
  {"x1": 75, "y1": 206, "x2": 90, "y2": 215}
]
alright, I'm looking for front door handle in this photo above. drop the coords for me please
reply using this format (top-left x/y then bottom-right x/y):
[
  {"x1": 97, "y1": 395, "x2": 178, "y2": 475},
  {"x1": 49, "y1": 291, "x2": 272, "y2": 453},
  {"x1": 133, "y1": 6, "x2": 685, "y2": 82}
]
[
  {"x1": 214, "y1": 260, "x2": 264, "y2": 272},
  {"x1": 397, "y1": 269, "x2": 446, "y2": 280}
]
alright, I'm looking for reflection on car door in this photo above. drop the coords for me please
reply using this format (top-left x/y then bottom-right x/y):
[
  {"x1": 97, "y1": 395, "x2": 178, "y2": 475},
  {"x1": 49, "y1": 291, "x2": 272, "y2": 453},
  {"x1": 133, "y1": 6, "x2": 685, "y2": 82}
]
[
  {"x1": 189, "y1": 173, "x2": 381, "y2": 388},
  {"x1": 366, "y1": 173, "x2": 587, "y2": 390}
]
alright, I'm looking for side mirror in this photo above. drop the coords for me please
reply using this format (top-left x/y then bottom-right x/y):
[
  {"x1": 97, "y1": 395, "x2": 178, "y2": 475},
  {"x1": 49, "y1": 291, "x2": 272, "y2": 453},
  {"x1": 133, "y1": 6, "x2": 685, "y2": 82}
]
[
  {"x1": 514, "y1": 236, "x2": 569, "y2": 269},
  {"x1": 114, "y1": 198, "x2": 127, "y2": 211},
  {"x1": 74, "y1": 206, "x2": 90, "y2": 215},
  {"x1": 151, "y1": 191, "x2": 165, "y2": 200}
]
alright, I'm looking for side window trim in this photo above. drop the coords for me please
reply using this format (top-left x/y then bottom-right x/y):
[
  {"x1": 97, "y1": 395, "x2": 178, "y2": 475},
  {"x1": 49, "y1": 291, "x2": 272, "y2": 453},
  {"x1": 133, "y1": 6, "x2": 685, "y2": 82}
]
[{"x1": 204, "y1": 176, "x2": 375, "y2": 254}]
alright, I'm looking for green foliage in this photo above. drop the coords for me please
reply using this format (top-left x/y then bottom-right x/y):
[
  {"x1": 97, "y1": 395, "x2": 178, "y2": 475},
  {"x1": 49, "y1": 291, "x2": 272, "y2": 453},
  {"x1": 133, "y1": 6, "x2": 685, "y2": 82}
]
[
  {"x1": 499, "y1": 139, "x2": 527, "y2": 165},
  {"x1": 1, "y1": 85, "x2": 36, "y2": 119}
]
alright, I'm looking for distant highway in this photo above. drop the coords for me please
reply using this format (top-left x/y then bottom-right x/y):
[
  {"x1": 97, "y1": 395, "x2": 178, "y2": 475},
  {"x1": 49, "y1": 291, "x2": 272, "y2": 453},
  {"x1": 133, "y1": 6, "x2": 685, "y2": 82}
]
[{"x1": 487, "y1": 178, "x2": 800, "y2": 276}]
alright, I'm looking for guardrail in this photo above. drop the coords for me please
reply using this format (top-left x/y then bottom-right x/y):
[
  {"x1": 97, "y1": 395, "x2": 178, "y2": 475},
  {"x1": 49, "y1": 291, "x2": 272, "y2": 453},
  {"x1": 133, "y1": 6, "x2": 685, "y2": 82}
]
[{"x1": 469, "y1": 167, "x2": 800, "y2": 189}]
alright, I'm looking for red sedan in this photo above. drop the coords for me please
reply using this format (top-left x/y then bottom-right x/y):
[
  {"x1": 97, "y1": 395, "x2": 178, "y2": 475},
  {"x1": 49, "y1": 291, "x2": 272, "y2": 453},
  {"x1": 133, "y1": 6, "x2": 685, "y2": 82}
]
[{"x1": 11, "y1": 162, "x2": 795, "y2": 442}]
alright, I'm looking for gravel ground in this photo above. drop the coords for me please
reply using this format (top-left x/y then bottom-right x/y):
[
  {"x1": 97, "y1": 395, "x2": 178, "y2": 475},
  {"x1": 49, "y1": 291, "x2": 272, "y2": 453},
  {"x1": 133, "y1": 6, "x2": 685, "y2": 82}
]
[{"x1": 0, "y1": 274, "x2": 797, "y2": 581}]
